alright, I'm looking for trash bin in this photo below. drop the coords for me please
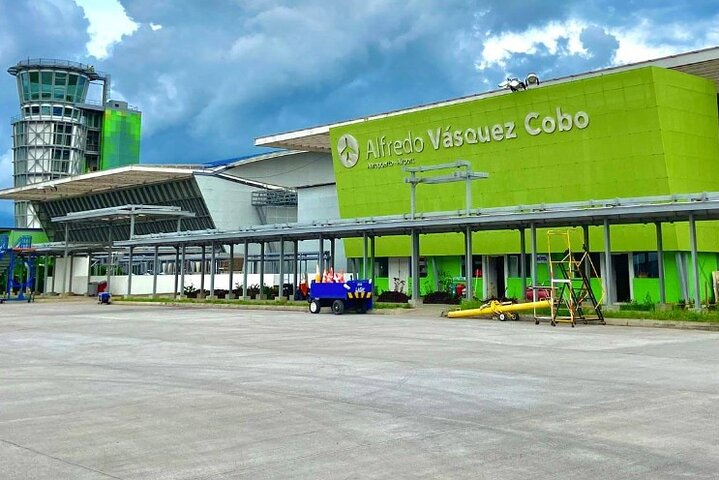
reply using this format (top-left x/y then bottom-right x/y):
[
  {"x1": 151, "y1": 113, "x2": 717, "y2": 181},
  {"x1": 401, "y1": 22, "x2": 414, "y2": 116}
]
[{"x1": 87, "y1": 282, "x2": 99, "y2": 296}]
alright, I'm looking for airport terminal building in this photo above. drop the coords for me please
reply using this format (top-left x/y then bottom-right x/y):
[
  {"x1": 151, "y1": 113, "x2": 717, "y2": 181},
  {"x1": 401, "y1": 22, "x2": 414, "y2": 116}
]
[{"x1": 2, "y1": 47, "x2": 719, "y2": 306}]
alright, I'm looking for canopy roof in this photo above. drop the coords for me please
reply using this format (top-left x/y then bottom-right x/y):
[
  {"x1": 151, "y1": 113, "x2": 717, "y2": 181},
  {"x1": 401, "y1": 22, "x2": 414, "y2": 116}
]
[
  {"x1": 0, "y1": 165, "x2": 196, "y2": 202},
  {"x1": 115, "y1": 192, "x2": 719, "y2": 246}
]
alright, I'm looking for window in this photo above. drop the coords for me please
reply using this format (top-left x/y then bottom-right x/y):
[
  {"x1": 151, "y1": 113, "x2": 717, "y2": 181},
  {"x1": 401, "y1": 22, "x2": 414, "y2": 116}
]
[
  {"x1": 76, "y1": 76, "x2": 86, "y2": 100},
  {"x1": 29, "y1": 71, "x2": 40, "y2": 99},
  {"x1": 374, "y1": 257, "x2": 388, "y2": 277},
  {"x1": 633, "y1": 252, "x2": 658, "y2": 278},
  {"x1": 66, "y1": 74, "x2": 77, "y2": 102},
  {"x1": 41, "y1": 72, "x2": 53, "y2": 99},
  {"x1": 20, "y1": 72, "x2": 30, "y2": 101},
  {"x1": 506, "y1": 255, "x2": 519, "y2": 277},
  {"x1": 409, "y1": 257, "x2": 428, "y2": 278}
]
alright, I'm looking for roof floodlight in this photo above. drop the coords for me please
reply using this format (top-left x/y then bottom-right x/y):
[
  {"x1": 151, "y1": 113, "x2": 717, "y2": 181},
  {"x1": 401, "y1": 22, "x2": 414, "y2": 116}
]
[
  {"x1": 525, "y1": 73, "x2": 540, "y2": 86},
  {"x1": 498, "y1": 77, "x2": 526, "y2": 92}
]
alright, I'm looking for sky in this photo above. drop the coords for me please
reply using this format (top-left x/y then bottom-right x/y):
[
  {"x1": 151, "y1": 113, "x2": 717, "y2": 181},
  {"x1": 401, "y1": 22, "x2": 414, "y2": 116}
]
[{"x1": 0, "y1": 0, "x2": 718, "y2": 226}]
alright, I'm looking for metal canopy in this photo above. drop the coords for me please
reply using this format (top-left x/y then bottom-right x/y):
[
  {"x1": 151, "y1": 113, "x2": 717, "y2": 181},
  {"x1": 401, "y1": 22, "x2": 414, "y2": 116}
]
[
  {"x1": 51, "y1": 204, "x2": 196, "y2": 224},
  {"x1": 0, "y1": 165, "x2": 196, "y2": 202},
  {"x1": 255, "y1": 46, "x2": 719, "y2": 152},
  {"x1": 115, "y1": 192, "x2": 719, "y2": 247}
]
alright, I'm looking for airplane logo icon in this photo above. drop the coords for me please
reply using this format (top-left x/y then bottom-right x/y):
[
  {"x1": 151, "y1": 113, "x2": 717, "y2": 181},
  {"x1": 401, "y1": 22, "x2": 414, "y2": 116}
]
[{"x1": 337, "y1": 134, "x2": 359, "y2": 168}]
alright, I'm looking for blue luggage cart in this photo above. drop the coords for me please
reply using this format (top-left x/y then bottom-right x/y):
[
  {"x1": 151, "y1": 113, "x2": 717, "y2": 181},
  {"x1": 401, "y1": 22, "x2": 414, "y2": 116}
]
[{"x1": 308, "y1": 279, "x2": 373, "y2": 314}]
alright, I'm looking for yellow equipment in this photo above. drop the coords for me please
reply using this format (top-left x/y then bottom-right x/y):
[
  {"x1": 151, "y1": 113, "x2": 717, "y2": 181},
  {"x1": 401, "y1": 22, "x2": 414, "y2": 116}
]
[
  {"x1": 543, "y1": 230, "x2": 606, "y2": 327},
  {"x1": 447, "y1": 299, "x2": 551, "y2": 320}
]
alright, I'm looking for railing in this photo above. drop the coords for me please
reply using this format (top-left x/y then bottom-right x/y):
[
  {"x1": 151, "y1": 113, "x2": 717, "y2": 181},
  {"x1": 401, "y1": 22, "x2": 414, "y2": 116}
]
[{"x1": 9, "y1": 58, "x2": 107, "y2": 77}]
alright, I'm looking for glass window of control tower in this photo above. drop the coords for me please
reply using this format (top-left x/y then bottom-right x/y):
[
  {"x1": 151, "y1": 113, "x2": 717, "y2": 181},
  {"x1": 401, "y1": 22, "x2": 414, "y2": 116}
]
[
  {"x1": 54, "y1": 72, "x2": 67, "y2": 100},
  {"x1": 41, "y1": 72, "x2": 52, "y2": 99},
  {"x1": 29, "y1": 71, "x2": 40, "y2": 99},
  {"x1": 20, "y1": 72, "x2": 30, "y2": 101}
]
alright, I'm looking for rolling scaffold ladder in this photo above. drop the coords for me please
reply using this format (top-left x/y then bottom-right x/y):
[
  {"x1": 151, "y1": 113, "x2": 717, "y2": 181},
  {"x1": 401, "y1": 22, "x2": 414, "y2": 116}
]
[{"x1": 545, "y1": 230, "x2": 605, "y2": 327}]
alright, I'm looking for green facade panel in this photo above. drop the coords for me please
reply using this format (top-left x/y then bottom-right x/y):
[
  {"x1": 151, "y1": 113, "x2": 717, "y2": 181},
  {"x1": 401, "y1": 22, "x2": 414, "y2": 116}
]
[
  {"x1": 100, "y1": 109, "x2": 141, "y2": 170},
  {"x1": 330, "y1": 67, "x2": 719, "y2": 260}
]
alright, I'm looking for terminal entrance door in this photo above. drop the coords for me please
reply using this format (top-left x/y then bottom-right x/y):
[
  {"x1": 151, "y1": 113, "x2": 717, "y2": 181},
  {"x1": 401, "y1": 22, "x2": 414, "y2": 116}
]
[
  {"x1": 485, "y1": 256, "x2": 506, "y2": 299},
  {"x1": 612, "y1": 254, "x2": 631, "y2": 303}
]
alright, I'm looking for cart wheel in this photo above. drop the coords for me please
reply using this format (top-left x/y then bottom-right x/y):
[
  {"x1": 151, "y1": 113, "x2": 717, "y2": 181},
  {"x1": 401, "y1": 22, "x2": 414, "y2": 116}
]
[
  {"x1": 498, "y1": 313, "x2": 507, "y2": 321},
  {"x1": 535, "y1": 318, "x2": 540, "y2": 325},
  {"x1": 510, "y1": 313, "x2": 519, "y2": 321},
  {"x1": 332, "y1": 300, "x2": 345, "y2": 315},
  {"x1": 551, "y1": 320, "x2": 556, "y2": 327},
  {"x1": 309, "y1": 300, "x2": 321, "y2": 314}
]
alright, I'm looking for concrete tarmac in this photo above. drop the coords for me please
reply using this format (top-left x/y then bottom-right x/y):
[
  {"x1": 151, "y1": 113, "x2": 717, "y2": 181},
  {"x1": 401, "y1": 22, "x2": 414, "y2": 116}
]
[{"x1": 0, "y1": 302, "x2": 717, "y2": 479}]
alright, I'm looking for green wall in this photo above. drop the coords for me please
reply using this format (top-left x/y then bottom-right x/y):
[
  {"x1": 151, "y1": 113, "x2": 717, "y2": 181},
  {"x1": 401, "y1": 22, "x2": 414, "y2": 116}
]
[
  {"x1": 330, "y1": 67, "x2": 719, "y2": 259},
  {"x1": 0, "y1": 229, "x2": 48, "y2": 246},
  {"x1": 100, "y1": 108, "x2": 141, "y2": 170}
]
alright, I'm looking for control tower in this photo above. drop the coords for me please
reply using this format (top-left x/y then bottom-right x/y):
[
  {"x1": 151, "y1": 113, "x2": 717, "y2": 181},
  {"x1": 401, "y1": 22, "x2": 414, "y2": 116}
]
[{"x1": 8, "y1": 59, "x2": 141, "y2": 227}]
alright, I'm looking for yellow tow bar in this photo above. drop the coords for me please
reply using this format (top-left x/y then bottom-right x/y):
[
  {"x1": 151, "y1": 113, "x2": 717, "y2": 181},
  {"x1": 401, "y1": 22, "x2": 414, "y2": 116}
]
[{"x1": 447, "y1": 299, "x2": 551, "y2": 319}]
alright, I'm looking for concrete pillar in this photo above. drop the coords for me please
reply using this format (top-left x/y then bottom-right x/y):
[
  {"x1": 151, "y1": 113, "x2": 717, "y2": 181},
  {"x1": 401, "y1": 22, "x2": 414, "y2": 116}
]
[
  {"x1": 317, "y1": 236, "x2": 323, "y2": 277},
  {"x1": 67, "y1": 253, "x2": 75, "y2": 295},
  {"x1": 293, "y1": 240, "x2": 299, "y2": 294},
  {"x1": 127, "y1": 246, "x2": 133, "y2": 296},
  {"x1": 173, "y1": 246, "x2": 179, "y2": 299},
  {"x1": 200, "y1": 245, "x2": 206, "y2": 298},
  {"x1": 152, "y1": 245, "x2": 159, "y2": 297},
  {"x1": 259, "y1": 242, "x2": 265, "y2": 298},
  {"x1": 209, "y1": 242, "x2": 216, "y2": 298},
  {"x1": 530, "y1": 223, "x2": 537, "y2": 303},
  {"x1": 603, "y1": 219, "x2": 613, "y2": 305},
  {"x1": 106, "y1": 223, "x2": 112, "y2": 293},
  {"x1": 330, "y1": 238, "x2": 335, "y2": 271},
  {"x1": 482, "y1": 255, "x2": 488, "y2": 300},
  {"x1": 689, "y1": 214, "x2": 701, "y2": 310},
  {"x1": 464, "y1": 227, "x2": 473, "y2": 300},
  {"x1": 370, "y1": 236, "x2": 376, "y2": 287},
  {"x1": 242, "y1": 241, "x2": 249, "y2": 299},
  {"x1": 655, "y1": 222, "x2": 666, "y2": 304},
  {"x1": 362, "y1": 233, "x2": 368, "y2": 279},
  {"x1": 278, "y1": 238, "x2": 285, "y2": 299},
  {"x1": 519, "y1": 228, "x2": 526, "y2": 297},
  {"x1": 411, "y1": 229, "x2": 421, "y2": 305},
  {"x1": 62, "y1": 223, "x2": 69, "y2": 295},
  {"x1": 86, "y1": 253, "x2": 92, "y2": 296},
  {"x1": 43, "y1": 254, "x2": 50, "y2": 295},
  {"x1": 228, "y1": 243, "x2": 235, "y2": 299},
  {"x1": 51, "y1": 255, "x2": 56, "y2": 294},
  {"x1": 180, "y1": 244, "x2": 186, "y2": 298},
  {"x1": 582, "y1": 224, "x2": 591, "y2": 280}
]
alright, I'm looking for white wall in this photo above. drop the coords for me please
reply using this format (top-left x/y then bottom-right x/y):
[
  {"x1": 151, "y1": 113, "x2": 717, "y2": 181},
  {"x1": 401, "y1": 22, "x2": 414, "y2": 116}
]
[
  {"x1": 297, "y1": 183, "x2": 347, "y2": 272},
  {"x1": 225, "y1": 151, "x2": 335, "y2": 188},
  {"x1": 45, "y1": 272, "x2": 301, "y2": 296},
  {"x1": 194, "y1": 174, "x2": 260, "y2": 232}
]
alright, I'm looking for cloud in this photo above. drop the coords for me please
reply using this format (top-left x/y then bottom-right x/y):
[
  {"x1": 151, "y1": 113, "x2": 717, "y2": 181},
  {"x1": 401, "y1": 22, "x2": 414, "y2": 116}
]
[{"x1": 74, "y1": 0, "x2": 139, "y2": 59}]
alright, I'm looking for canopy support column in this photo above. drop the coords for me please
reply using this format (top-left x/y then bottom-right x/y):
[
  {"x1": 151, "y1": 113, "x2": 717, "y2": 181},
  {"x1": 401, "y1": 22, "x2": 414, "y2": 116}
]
[
  {"x1": 411, "y1": 229, "x2": 421, "y2": 305},
  {"x1": 689, "y1": 214, "x2": 701, "y2": 310}
]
